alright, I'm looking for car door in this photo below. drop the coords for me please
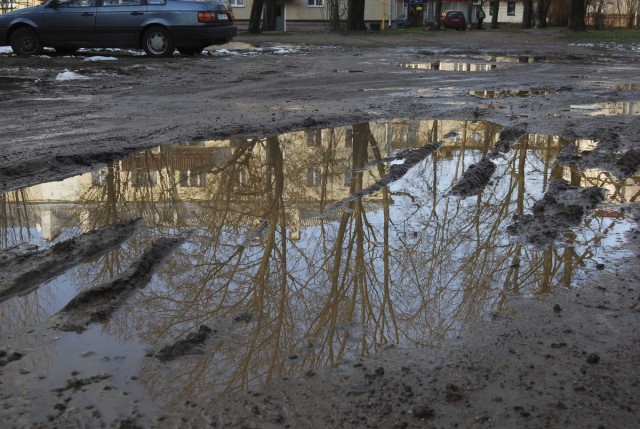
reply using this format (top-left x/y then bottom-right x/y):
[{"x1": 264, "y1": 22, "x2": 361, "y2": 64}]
[
  {"x1": 41, "y1": 0, "x2": 98, "y2": 46},
  {"x1": 94, "y1": 0, "x2": 147, "y2": 48}
]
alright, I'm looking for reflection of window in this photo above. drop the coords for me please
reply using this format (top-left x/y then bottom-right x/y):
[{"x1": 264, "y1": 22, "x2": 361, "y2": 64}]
[
  {"x1": 507, "y1": 1, "x2": 515, "y2": 16},
  {"x1": 179, "y1": 170, "x2": 207, "y2": 187},
  {"x1": 306, "y1": 129, "x2": 322, "y2": 146},
  {"x1": 229, "y1": 0, "x2": 243, "y2": 5},
  {"x1": 344, "y1": 127, "x2": 353, "y2": 148},
  {"x1": 307, "y1": 168, "x2": 322, "y2": 187},
  {"x1": 131, "y1": 169, "x2": 157, "y2": 187},
  {"x1": 489, "y1": 1, "x2": 495, "y2": 15},
  {"x1": 307, "y1": 0, "x2": 323, "y2": 6},
  {"x1": 91, "y1": 168, "x2": 108, "y2": 186},
  {"x1": 344, "y1": 170, "x2": 352, "y2": 186},
  {"x1": 102, "y1": 0, "x2": 141, "y2": 5},
  {"x1": 57, "y1": 0, "x2": 96, "y2": 6}
]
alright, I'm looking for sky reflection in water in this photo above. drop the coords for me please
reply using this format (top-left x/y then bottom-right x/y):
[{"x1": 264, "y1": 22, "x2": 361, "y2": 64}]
[{"x1": 0, "y1": 119, "x2": 637, "y2": 409}]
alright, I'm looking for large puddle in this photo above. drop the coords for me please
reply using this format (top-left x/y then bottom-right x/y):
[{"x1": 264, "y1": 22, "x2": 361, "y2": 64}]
[{"x1": 1, "y1": 119, "x2": 638, "y2": 421}]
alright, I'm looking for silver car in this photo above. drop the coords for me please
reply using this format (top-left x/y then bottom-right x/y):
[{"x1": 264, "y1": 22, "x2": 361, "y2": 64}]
[{"x1": 0, "y1": 0, "x2": 237, "y2": 57}]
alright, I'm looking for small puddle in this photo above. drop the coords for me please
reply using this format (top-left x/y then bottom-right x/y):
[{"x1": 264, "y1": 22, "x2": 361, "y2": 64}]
[
  {"x1": 400, "y1": 62, "x2": 497, "y2": 72},
  {"x1": 1, "y1": 119, "x2": 638, "y2": 424},
  {"x1": 469, "y1": 88, "x2": 557, "y2": 98},
  {"x1": 570, "y1": 101, "x2": 640, "y2": 116}
]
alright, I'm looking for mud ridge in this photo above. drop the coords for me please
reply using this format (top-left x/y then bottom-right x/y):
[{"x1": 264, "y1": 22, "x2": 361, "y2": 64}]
[
  {"x1": 450, "y1": 158, "x2": 497, "y2": 197},
  {"x1": 50, "y1": 236, "x2": 185, "y2": 333},
  {"x1": 507, "y1": 179, "x2": 605, "y2": 245},
  {"x1": 149, "y1": 324, "x2": 215, "y2": 362},
  {"x1": 490, "y1": 123, "x2": 527, "y2": 156},
  {"x1": 0, "y1": 349, "x2": 23, "y2": 367},
  {"x1": 326, "y1": 135, "x2": 454, "y2": 214},
  {"x1": 0, "y1": 218, "x2": 143, "y2": 304}
]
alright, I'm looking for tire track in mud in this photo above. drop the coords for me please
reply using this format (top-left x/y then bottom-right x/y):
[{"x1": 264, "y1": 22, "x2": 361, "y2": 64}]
[
  {"x1": 450, "y1": 158, "x2": 497, "y2": 197},
  {"x1": 0, "y1": 218, "x2": 142, "y2": 304},
  {"x1": 326, "y1": 132, "x2": 458, "y2": 214},
  {"x1": 50, "y1": 236, "x2": 185, "y2": 333},
  {"x1": 449, "y1": 123, "x2": 527, "y2": 198}
]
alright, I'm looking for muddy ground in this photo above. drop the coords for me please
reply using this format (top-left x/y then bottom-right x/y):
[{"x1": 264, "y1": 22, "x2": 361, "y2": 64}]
[{"x1": 1, "y1": 29, "x2": 640, "y2": 428}]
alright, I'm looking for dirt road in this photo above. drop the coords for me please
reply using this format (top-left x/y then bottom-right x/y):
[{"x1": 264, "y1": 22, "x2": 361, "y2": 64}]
[{"x1": 1, "y1": 28, "x2": 639, "y2": 428}]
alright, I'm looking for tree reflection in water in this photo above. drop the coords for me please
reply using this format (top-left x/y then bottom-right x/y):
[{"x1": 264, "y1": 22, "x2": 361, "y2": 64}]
[{"x1": 0, "y1": 120, "x2": 636, "y2": 408}]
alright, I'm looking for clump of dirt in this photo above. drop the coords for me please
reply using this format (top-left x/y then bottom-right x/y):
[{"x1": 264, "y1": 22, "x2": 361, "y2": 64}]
[
  {"x1": 150, "y1": 324, "x2": 215, "y2": 362},
  {"x1": 51, "y1": 374, "x2": 112, "y2": 394},
  {"x1": 50, "y1": 236, "x2": 185, "y2": 333},
  {"x1": 507, "y1": 179, "x2": 605, "y2": 245},
  {"x1": 450, "y1": 158, "x2": 496, "y2": 197},
  {"x1": 0, "y1": 218, "x2": 142, "y2": 304},
  {"x1": 0, "y1": 349, "x2": 23, "y2": 367},
  {"x1": 490, "y1": 123, "x2": 527, "y2": 156},
  {"x1": 558, "y1": 129, "x2": 640, "y2": 179}
]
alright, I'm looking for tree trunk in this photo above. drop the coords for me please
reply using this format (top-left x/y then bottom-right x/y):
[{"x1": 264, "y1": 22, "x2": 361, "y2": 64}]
[
  {"x1": 329, "y1": 0, "x2": 340, "y2": 31},
  {"x1": 522, "y1": 0, "x2": 533, "y2": 28},
  {"x1": 568, "y1": 0, "x2": 587, "y2": 31},
  {"x1": 347, "y1": 0, "x2": 367, "y2": 30},
  {"x1": 536, "y1": 0, "x2": 551, "y2": 28},
  {"x1": 466, "y1": 0, "x2": 473, "y2": 30},
  {"x1": 248, "y1": 0, "x2": 265, "y2": 33},
  {"x1": 263, "y1": 0, "x2": 277, "y2": 31},
  {"x1": 490, "y1": 1, "x2": 499, "y2": 29},
  {"x1": 433, "y1": 0, "x2": 443, "y2": 29}
]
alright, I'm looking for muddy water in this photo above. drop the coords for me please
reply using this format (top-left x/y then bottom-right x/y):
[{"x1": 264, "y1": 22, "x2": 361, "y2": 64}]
[{"x1": 0, "y1": 119, "x2": 637, "y2": 423}]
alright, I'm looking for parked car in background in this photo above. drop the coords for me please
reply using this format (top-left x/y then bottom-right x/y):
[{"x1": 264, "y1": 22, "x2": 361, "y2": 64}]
[
  {"x1": 440, "y1": 10, "x2": 467, "y2": 31},
  {"x1": 0, "y1": 0, "x2": 237, "y2": 57}
]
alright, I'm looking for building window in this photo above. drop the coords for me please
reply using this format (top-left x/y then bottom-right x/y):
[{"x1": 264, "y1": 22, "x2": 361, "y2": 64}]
[
  {"x1": 307, "y1": 168, "x2": 322, "y2": 187},
  {"x1": 91, "y1": 168, "x2": 109, "y2": 186},
  {"x1": 229, "y1": 0, "x2": 244, "y2": 6},
  {"x1": 179, "y1": 170, "x2": 207, "y2": 187},
  {"x1": 507, "y1": 1, "x2": 515, "y2": 16},
  {"x1": 131, "y1": 169, "x2": 157, "y2": 187},
  {"x1": 308, "y1": 0, "x2": 323, "y2": 7}
]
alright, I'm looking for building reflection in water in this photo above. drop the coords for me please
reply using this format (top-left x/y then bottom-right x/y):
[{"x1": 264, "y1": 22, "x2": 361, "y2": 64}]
[{"x1": 0, "y1": 119, "x2": 637, "y2": 408}]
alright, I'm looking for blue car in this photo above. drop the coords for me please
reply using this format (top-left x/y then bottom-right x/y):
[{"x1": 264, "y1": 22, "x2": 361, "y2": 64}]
[{"x1": 0, "y1": 0, "x2": 237, "y2": 57}]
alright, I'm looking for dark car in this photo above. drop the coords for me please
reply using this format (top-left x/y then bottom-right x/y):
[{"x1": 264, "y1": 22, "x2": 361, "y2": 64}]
[
  {"x1": 0, "y1": 0, "x2": 237, "y2": 57},
  {"x1": 440, "y1": 10, "x2": 467, "y2": 31}
]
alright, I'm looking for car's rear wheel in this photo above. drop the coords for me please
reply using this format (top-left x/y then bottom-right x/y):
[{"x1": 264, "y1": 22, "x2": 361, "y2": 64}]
[
  {"x1": 54, "y1": 47, "x2": 79, "y2": 56},
  {"x1": 10, "y1": 27, "x2": 43, "y2": 57},
  {"x1": 177, "y1": 47, "x2": 204, "y2": 56},
  {"x1": 142, "y1": 26, "x2": 174, "y2": 58}
]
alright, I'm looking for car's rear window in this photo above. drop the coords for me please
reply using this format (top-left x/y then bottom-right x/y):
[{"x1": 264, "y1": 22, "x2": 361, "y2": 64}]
[{"x1": 449, "y1": 12, "x2": 464, "y2": 18}]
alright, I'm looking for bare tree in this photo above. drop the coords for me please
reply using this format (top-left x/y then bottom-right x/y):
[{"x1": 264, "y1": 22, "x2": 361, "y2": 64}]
[
  {"x1": 490, "y1": 0, "x2": 500, "y2": 29},
  {"x1": 248, "y1": 0, "x2": 265, "y2": 33},
  {"x1": 347, "y1": 0, "x2": 367, "y2": 30},
  {"x1": 621, "y1": 0, "x2": 638, "y2": 28},
  {"x1": 568, "y1": 0, "x2": 587, "y2": 30},
  {"x1": 434, "y1": 0, "x2": 443, "y2": 29},
  {"x1": 522, "y1": 0, "x2": 534, "y2": 28},
  {"x1": 536, "y1": 0, "x2": 552, "y2": 27}
]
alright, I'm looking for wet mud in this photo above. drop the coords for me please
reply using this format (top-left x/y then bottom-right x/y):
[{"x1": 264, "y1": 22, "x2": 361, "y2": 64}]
[
  {"x1": 50, "y1": 236, "x2": 184, "y2": 333},
  {"x1": 150, "y1": 324, "x2": 215, "y2": 362},
  {"x1": 490, "y1": 123, "x2": 528, "y2": 156},
  {"x1": 1, "y1": 30, "x2": 639, "y2": 429},
  {"x1": 507, "y1": 179, "x2": 606, "y2": 245},
  {"x1": 0, "y1": 218, "x2": 141, "y2": 303},
  {"x1": 450, "y1": 158, "x2": 496, "y2": 197}
]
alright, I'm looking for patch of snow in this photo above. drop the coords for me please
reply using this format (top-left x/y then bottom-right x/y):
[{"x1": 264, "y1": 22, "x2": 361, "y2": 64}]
[
  {"x1": 83, "y1": 56, "x2": 118, "y2": 62},
  {"x1": 0, "y1": 46, "x2": 13, "y2": 54},
  {"x1": 55, "y1": 70, "x2": 92, "y2": 81},
  {"x1": 208, "y1": 49, "x2": 242, "y2": 57}
]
